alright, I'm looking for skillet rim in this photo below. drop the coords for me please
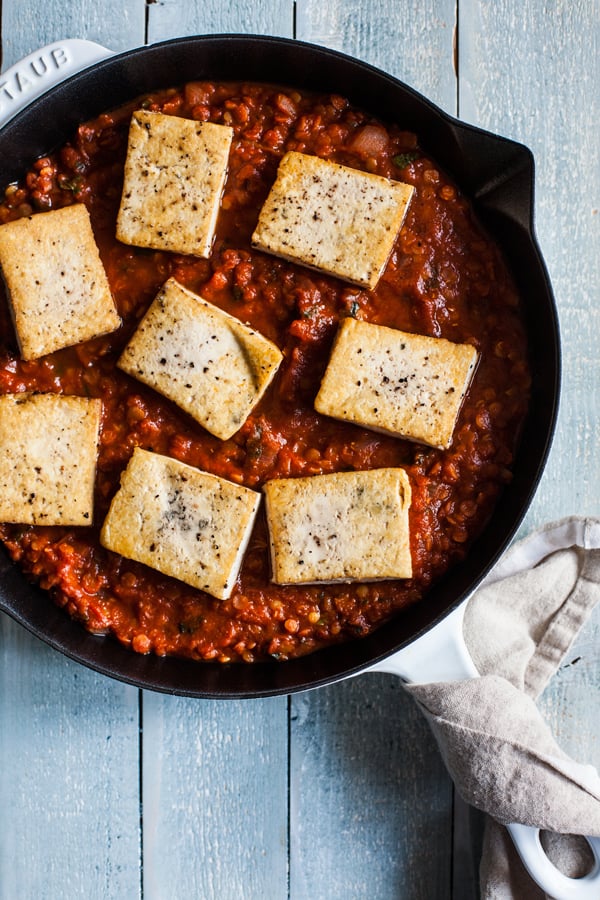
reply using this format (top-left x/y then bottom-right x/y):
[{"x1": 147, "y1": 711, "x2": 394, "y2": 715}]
[{"x1": 0, "y1": 34, "x2": 560, "y2": 698}]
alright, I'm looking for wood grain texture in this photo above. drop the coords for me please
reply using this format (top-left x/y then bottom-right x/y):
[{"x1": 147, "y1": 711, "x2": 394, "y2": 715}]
[
  {"x1": 0, "y1": 0, "x2": 146, "y2": 68},
  {"x1": 0, "y1": 617, "x2": 141, "y2": 900},
  {"x1": 290, "y1": 675, "x2": 453, "y2": 900},
  {"x1": 459, "y1": 0, "x2": 600, "y2": 530},
  {"x1": 539, "y1": 603, "x2": 600, "y2": 770},
  {"x1": 146, "y1": 0, "x2": 293, "y2": 42},
  {"x1": 141, "y1": 692, "x2": 289, "y2": 899},
  {"x1": 0, "y1": 7, "x2": 145, "y2": 900},
  {"x1": 296, "y1": 0, "x2": 457, "y2": 113}
]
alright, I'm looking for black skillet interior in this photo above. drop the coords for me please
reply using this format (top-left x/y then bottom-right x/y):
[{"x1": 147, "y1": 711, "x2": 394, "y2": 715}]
[{"x1": 0, "y1": 35, "x2": 560, "y2": 697}]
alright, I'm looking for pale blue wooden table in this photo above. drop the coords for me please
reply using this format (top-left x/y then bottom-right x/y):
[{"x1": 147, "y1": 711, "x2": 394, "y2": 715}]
[{"x1": 0, "y1": 2, "x2": 598, "y2": 898}]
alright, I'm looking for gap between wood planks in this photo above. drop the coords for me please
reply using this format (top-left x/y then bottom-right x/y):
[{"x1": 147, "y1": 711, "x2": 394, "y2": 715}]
[
  {"x1": 453, "y1": 0, "x2": 460, "y2": 117},
  {"x1": 139, "y1": 689, "x2": 144, "y2": 900}
]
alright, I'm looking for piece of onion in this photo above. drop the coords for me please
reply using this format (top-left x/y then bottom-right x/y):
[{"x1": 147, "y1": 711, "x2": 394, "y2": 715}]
[{"x1": 349, "y1": 124, "x2": 389, "y2": 157}]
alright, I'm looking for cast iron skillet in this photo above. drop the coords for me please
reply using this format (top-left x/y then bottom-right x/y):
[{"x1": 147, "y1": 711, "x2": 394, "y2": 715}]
[{"x1": 0, "y1": 34, "x2": 560, "y2": 698}]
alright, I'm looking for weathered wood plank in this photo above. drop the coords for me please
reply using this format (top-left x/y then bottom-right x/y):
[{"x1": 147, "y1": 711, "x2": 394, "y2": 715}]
[
  {"x1": 0, "y1": 5, "x2": 146, "y2": 900},
  {"x1": 141, "y1": 693, "x2": 289, "y2": 899},
  {"x1": 458, "y1": 0, "x2": 600, "y2": 531},
  {"x1": 539, "y1": 604, "x2": 600, "y2": 770},
  {"x1": 295, "y1": 0, "x2": 457, "y2": 113},
  {"x1": 0, "y1": 617, "x2": 141, "y2": 899},
  {"x1": 290, "y1": 675, "x2": 454, "y2": 900},
  {"x1": 0, "y1": 0, "x2": 146, "y2": 68},
  {"x1": 138, "y1": 10, "x2": 291, "y2": 900},
  {"x1": 146, "y1": 0, "x2": 293, "y2": 43}
]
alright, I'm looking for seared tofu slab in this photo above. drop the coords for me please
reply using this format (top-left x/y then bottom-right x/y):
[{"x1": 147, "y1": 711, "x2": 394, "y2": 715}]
[
  {"x1": 100, "y1": 448, "x2": 261, "y2": 600},
  {"x1": 0, "y1": 393, "x2": 102, "y2": 525},
  {"x1": 315, "y1": 317, "x2": 478, "y2": 449},
  {"x1": 118, "y1": 278, "x2": 283, "y2": 440},
  {"x1": 0, "y1": 204, "x2": 120, "y2": 360},
  {"x1": 116, "y1": 110, "x2": 233, "y2": 257},
  {"x1": 252, "y1": 151, "x2": 414, "y2": 288},
  {"x1": 263, "y1": 468, "x2": 412, "y2": 584}
]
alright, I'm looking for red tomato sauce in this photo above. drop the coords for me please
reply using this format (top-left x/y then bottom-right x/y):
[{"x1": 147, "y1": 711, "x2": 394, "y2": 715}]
[{"x1": 0, "y1": 82, "x2": 530, "y2": 662}]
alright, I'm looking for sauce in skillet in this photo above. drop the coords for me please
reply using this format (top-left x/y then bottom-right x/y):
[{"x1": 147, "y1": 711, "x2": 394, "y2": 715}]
[{"x1": 0, "y1": 82, "x2": 530, "y2": 662}]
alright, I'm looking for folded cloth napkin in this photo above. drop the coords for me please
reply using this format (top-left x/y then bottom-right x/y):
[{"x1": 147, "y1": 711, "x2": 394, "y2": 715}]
[{"x1": 405, "y1": 517, "x2": 600, "y2": 899}]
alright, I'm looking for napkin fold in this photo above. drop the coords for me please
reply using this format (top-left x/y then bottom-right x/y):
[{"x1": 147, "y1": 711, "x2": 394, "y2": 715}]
[{"x1": 405, "y1": 517, "x2": 600, "y2": 899}]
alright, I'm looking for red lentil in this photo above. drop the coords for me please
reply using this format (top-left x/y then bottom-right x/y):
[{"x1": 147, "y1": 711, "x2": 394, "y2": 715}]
[{"x1": 0, "y1": 81, "x2": 530, "y2": 662}]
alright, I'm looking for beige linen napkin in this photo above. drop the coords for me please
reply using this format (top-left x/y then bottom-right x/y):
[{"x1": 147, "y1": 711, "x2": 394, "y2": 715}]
[{"x1": 405, "y1": 517, "x2": 600, "y2": 899}]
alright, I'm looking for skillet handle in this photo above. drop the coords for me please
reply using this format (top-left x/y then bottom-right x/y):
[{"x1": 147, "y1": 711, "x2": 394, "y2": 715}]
[
  {"x1": 368, "y1": 605, "x2": 600, "y2": 900},
  {"x1": 505, "y1": 824, "x2": 600, "y2": 900},
  {"x1": 367, "y1": 602, "x2": 478, "y2": 682},
  {"x1": 0, "y1": 39, "x2": 114, "y2": 130}
]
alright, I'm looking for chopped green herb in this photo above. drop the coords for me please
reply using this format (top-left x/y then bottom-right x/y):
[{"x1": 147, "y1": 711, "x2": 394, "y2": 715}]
[
  {"x1": 58, "y1": 174, "x2": 84, "y2": 194},
  {"x1": 349, "y1": 300, "x2": 360, "y2": 318},
  {"x1": 393, "y1": 151, "x2": 419, "y2": 169},
  {"x1": 232, "y1": 285, "x2": 244, "y2": 301}
]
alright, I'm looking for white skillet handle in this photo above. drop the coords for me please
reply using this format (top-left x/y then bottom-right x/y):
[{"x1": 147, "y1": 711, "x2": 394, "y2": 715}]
[
  {"x1": 368, "y1": 602, "x2": 478, "y2": 682},
  {"x1": 506, "y1": 823, "x2": 600, "y2": 900},
  {"x1": 368, "y1": 603, "x2": 600, "y2": 900},
  {"x1": 0, "y1": 39, "x2": 114, "y2": 130}
]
